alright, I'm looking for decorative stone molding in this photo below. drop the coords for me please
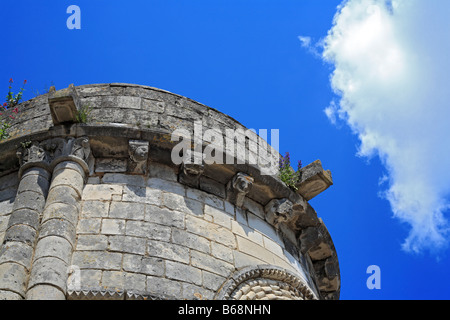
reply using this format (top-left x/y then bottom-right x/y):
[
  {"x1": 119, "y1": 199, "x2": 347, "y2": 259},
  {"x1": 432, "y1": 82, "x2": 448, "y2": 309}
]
[
  {"x1": 215, "y1": 265, "x2": 318, "y2": 300},
  {"x1": 128, "y1": 140, "x2": 149, "y2": 174},
  {"x1": 226, "y1": 172, "x2": 254, "y2": 208},
  {"x1": 264, "y1": 198, "x2": 294, "y2": 228},
  {"x1": 67, "y1": 288, "x2": 167, "y2": 301}
]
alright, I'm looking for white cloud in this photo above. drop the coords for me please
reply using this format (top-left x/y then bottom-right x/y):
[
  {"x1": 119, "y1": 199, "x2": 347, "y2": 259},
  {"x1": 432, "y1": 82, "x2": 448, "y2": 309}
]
[{"x1": 320, "y1": 0, "x2": 450, "y2": 253}]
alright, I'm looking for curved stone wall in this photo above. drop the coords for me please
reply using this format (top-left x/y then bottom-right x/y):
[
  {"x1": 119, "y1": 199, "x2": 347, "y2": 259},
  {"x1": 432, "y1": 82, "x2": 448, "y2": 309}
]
[{"x1": 0, "y1": 83, "x2": 340, "y2": 300}]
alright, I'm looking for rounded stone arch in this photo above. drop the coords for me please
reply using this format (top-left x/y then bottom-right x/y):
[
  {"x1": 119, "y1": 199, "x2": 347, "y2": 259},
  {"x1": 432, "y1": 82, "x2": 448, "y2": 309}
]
[{"x1": 215, "y1": 265, "x2": 318, "y2": 301}]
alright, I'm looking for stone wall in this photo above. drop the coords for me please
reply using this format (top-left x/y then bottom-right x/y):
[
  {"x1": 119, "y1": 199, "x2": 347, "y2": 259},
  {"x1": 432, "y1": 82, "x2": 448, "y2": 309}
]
[
  {"x1": 70, "y1": 164, "x2": 317, "y2": 300},
  {"x1": 0, "y1": 83, "x2": 339, "y2": 300}
]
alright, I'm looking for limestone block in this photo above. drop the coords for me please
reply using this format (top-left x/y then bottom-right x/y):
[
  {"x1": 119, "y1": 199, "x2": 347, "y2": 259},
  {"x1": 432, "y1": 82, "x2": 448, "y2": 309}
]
[
  {"x1": 38, "y1": 219, "x2": 76, "y2": 246},
  {"x1": 81, "y1": 201, "x2": 109, "y2": 218},
  {"x1": 27, "y1": 257, "x2": 68, "y2": 293},
  {"x1": 42, "y1": 202, "x2": 80, "y2": 226},
  {"x1": 145, "y1": 205, "x2": 185, "y2": 228},
  {"x1": 71, "y1": 251, "x2": 122, "y2": 271},
  {"x1": 3, "y1": 225, "x2": 36, "y2": 246},
  {"x1": 166, "y1": 260, "x2": 202, "y2": 285},
  {"x1": 185, "y1": 215, "x2": 236, "y2": 248},
  {"x1": 204, "y1": 204, "x2": 232, "y2": 229},
  {"x1": 108, "y1": 235, "x2": 146, "y2": 255},
  {"x1": 122, "y1": 254, "x2": 164, "y2": 276},
  {"x1": 147, "y1": 276, "x2": 182, "y2": 298},
  {"x1": 147, "y1": 239, "x2": 189, "y2": 264},
  {"x1": 0, "y1": 290, "x2": 23, "y2": 300},
  {"x1": 190, "y1": 250, "x2": 234, "y2": 277},
  {"x1": 26, "y1": 284, "x2": 66, "y2": 300},
  {"x1": 110, "y1": 201, "x2": 145, "y2": 220},
  {"x1": 77, "y1": 218, "x2": 101, "y2": 234},
  {"x1": 76, "y1": 235, "x2": 109, "y2": 251},
  {"x1": 125, "y1": 220, "x2": 171, "y2": 242},
  {"x1": 0, "y1": 242, "x2": 33, "y2": 268},
  {"x1": 48, "y1": 84, "x2": 81, "y2": 125},
  {"x1": 82, "y1": 184, "x2": 123, "y2": 201},
  {"x1": 296, "y1": 160, "x2": 333, "y2": 201},
  {"x1": 34, "y1": 236, "x2": 73, "y2": 264},
  {"x1": 0, "y1": 263, "x2": 27, "y2": 296},
  {"x1": 101, "y1": 219, "x2": 126, "y2": 235},
  {"x1": 171, "y1": 228, "x2": 211, "y2": 254},
  {"x1": 6, "y1": 208, "x2": 40, "y2": 230}
]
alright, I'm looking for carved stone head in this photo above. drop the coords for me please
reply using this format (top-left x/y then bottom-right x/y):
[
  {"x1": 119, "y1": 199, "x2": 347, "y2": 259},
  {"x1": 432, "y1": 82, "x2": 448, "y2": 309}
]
[
  {"x1": 232, "y1": 172, "x2": 254, "y2": 194},
  {"x1": 265, "y1": 198, "x2": 294, "y2": 227}
]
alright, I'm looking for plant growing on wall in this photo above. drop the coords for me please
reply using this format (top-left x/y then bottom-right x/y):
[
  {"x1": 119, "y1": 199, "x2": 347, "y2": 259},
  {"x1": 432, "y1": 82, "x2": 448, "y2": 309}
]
[
  {"x1": 1, "y1": 78, "x2": 25, "y2": 140},
  {"x1": 278, "y1": 152, "x2": 302, "y2": 191},
  {"x1": 75, "y1": 104, "x2": 93, "y2": 123}
]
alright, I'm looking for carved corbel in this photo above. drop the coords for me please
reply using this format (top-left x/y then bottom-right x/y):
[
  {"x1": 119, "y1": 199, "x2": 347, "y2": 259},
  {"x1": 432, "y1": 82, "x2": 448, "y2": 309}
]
[
  {"x1": 264, "y1": 198, "x2": 294, "y2": 228},
  {"x1": 128, "y1": 140, "x2": 149, "y2": 174},
  {"x1": 226, "y1": 172, "x2": 254, "y2": 208},
  {"x1": 178, "y1": 162, "x2": 205, "y2": 188}
]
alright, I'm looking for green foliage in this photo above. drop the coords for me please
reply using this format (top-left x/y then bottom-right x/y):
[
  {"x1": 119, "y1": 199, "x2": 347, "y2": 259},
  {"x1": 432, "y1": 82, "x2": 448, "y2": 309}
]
[
  {"x1": 0, "y1": 120, "x2": 11, "y2": 141},
  {"x1": 1, "y1": 78, "x2": 25, "y2": 141},
  {"x1": 6, "y1": 78, "x2": 26, "y2": 108},
  {"x1": 278, "y1": 152, "x2": 302, "y2": 191},
  {"x1": 75, "y1": 104, "x2": 93, "y2": 123}
]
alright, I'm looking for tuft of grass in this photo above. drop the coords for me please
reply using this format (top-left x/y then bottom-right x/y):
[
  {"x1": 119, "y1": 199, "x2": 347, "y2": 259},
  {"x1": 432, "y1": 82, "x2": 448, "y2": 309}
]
[{"x1": 75, "y1": 104, "x2": 93, "y2": 123}]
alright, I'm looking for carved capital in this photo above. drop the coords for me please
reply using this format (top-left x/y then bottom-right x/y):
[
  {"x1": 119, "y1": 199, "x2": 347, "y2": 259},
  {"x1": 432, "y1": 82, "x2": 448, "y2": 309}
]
[
  {"x1": 17, "y1": 141, "x2": 49, "y2": 167},
  {"x1": 226, "y1": 172, "x2": 254, "y2": 208},
  {"x1": 128, "y1": 140, "x2": 149, "y2": 174},
  {"x1": 17, "y1": 137, "x2": 94, "y2": 178},
  {"x1": 264, "y1": 198, "x2": 294, "y2": 228}
]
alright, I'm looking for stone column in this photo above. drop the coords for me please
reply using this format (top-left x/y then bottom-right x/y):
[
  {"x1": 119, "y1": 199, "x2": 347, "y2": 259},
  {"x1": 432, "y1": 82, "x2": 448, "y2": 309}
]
[
  {"x1": 0, "y1": 142, "x2": 52, "y2": 300},
  {"x1": 25, "y1": 137, "x2": 91, "y2": 300}
]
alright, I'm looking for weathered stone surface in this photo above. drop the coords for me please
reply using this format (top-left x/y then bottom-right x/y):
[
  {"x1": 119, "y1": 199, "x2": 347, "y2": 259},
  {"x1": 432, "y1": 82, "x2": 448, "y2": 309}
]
[
  {"x1": 128, "y1": 140, "x2": 149, "y2": 174},
  {"x1": 34, "y1": 236, "x2": 73, "y2": 264},
  {"x1": 0, "y1": 242, "x2": 33, "y2": 268},
  {"x1": 72, "y1": 251, "x2": 122, "y2": 270},
  {"x1": 123, "y1": 254, "x2": 164, "y2": 276},
  {"x1": 296, "y1": 160, "x2": 333, "y2": 201},
  {"x1": 27, "y1": 257, "x2": 68, "y2": 293},
  {"x1": 0, "y1": 83, "x2": 339, "y2": 300},
  {"x1": 48, "y1": 83, "x2": 81, "y2": 125},
  {"x1": 226, "y1": 172, "x2": 254, "y2": 208},
  {"x1": 0, "y1": 263, "x2": 27, "y2": 296},
  {"x1": 179, "y1": 162, "x2": 204, "y2": 189},
  {"x1": 26, "y1": 284, "x2": 66, "y2": 300},
  {"x1": 166, "y1": 260, "x2": 202, "y2": 285},
  {"x1": 6, "y1": 208, "x2": 40, "y2": 230},
  {"x1": 264, "y1": 198, "x2": 294, "y2": 228}
]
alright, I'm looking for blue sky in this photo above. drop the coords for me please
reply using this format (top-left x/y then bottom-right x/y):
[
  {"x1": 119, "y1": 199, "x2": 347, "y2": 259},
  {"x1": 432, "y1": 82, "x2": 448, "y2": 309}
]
[{"x1": 2, "y1": 0, "x2": 450, "y2": 299}]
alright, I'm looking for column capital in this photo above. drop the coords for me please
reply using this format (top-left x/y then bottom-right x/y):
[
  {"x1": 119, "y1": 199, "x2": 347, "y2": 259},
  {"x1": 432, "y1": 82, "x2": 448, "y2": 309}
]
[{"x1": 17, "y1": 137, "x2": 93, "y2": 179}]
